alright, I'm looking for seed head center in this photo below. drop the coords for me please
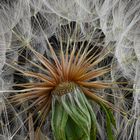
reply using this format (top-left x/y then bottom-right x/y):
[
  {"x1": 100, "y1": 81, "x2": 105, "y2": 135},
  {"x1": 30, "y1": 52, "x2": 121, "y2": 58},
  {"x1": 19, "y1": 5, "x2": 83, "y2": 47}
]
[{"x1": 52, "y1": 82, "x2": 76, "y2": 96}]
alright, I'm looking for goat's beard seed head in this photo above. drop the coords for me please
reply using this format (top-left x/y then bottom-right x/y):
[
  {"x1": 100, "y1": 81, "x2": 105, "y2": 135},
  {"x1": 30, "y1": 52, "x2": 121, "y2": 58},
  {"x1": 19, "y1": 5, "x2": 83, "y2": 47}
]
[
  {"x1": 6, "y1": 34, "x2": 126, "y2": 137},
  {"x1": 9, "y1": 43, "x2": 113, "y2": 111}
]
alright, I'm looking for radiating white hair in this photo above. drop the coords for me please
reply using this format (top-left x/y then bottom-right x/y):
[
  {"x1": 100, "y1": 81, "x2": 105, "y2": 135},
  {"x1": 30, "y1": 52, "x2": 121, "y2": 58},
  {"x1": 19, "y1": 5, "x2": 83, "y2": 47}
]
[{"x1": 0, "y1": 0, "x2": 140, "y2": 139}]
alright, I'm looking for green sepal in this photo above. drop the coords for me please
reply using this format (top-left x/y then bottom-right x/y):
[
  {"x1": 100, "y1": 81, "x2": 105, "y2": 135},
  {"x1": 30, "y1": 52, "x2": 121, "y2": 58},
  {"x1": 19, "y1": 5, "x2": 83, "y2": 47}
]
[
  {"x1": 61, "y1": 89, "x2": 91, "y2": 140},
  {"x1": 51, "y1": 98, "x2": 68, "y2": 140},
  {"x1": 85, "y1": 100, "x2": 97, "y2": 140},
  {"x1": 51, "y1": 87, "x2": 99, "y2": 140},
  {"x1": 65, "y1": 117, "x2": 86, "y2": 140},
  {"x1": 108, "y1": 108, "x2": 117, "y2": 129},
  {"x1": 100, "y1": 103, "x2": 116, "y2": 140}
]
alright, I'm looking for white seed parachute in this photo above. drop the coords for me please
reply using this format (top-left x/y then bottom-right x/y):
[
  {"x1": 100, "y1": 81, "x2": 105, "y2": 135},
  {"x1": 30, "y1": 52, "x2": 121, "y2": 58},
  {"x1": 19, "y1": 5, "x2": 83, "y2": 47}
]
[{"x1": 0, "y1": 0, "x2": 140, "y2": 139}]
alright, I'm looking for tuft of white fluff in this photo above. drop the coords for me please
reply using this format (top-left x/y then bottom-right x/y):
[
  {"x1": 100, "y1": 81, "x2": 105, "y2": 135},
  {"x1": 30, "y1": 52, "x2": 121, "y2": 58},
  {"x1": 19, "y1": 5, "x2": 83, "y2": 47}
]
[
  {"x1": 0, "y1": 25, "x2": 6, "y2": 75},
  {"x1": 133, "y1": 64, "x2": 140, "y2": 140},
  {"x1": 112, "y1": 1, "x2": 140, "y2": 139},
  {"x1": 0, "y1": 0, "x2": 25, "y2": 34},
  {"x1": 42, "y1": 0, "x2": 98, "y2": 22}
]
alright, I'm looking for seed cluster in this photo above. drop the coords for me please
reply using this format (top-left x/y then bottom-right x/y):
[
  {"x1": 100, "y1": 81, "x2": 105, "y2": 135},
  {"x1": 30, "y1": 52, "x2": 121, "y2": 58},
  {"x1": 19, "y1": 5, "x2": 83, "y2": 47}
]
[{"x1": 51, "y1": 82, "x2": 76, "y2": 96}]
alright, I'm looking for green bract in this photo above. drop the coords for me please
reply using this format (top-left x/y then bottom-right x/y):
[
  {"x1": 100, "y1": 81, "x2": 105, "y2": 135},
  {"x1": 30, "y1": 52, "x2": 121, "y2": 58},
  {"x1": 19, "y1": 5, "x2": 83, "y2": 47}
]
[{"x1": 51, "y1": 86, "x2": 116, "y2": 140}]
